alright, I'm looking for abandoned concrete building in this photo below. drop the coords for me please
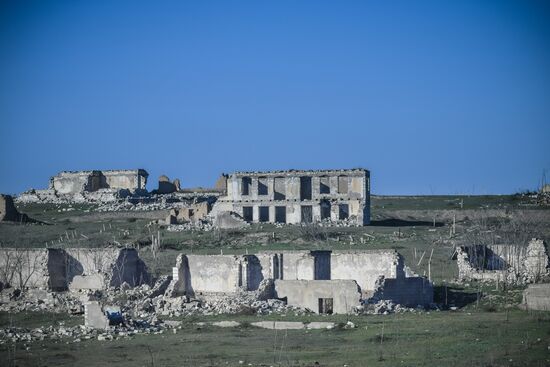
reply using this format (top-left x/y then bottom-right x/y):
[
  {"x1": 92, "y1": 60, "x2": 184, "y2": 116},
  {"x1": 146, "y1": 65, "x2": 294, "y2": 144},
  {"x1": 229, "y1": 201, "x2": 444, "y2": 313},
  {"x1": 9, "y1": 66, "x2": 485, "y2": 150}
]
[
  {"x1": 212, "y1": 169, "x2": 371, "y2": 226},
  {"x1": 167, "y1": 250, "x2": 432, "y2": 314},
  {"x1": 50, "y1": 169, "x2": 149, "y2": 194},
  {"x1": 0, "y1": 248, "x2": 149, "y2": 291},
  {"x1": 453, "y1": 239, "x2": 550, "y2": 284}
]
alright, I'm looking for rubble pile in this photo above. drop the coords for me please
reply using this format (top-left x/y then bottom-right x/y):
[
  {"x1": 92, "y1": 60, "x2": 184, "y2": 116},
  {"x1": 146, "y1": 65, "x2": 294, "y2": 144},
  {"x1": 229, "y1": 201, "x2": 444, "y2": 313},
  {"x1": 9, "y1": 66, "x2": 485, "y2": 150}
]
[
  {"x1": 0, "y1": 289, "x2": 81, "y2": 313},
  {"x1": 166, "y1": 221, "x2": 214, "y2": 232},
  {"x1": 16, "y1": 188, "x2": 137, "y2": 205},
  {"x1": 356, "y1": 299, "x2": 421, "y2": 315},
  {"x1": 0, "y1": 318, "x2": 167, "y2": 345}
]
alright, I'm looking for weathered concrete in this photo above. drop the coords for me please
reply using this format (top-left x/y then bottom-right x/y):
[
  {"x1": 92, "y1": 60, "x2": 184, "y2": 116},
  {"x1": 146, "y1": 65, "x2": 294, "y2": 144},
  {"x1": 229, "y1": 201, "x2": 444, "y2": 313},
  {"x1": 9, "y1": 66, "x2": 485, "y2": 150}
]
[
  {"x1": 50, "y1": 169, "x2": 148, "y2": 194},
  {"x1": 69, "y1": 274, "x2": 105, "y2": 290},
  {"x1": 251, "y1": 321, "x2": 305, "y2": 330},
  {"x1": 455, "y1": 239, "x2": 550, "y2": 284},
  {"x1": 519, "y1": 283, "x2": 550, "y2": 311},
  {"x1": 213, "y1": 211, "x2": 248, "y2": 229},
  {"x1": 331, "y1": 250, "x2": 402, "y2": 293},
  {"x1": 84, "y1": 301, "x2": 109, "y2": 329},
  {"x1": 214, "y1": 168, "x2": 370, "y2": 225},
  {"x1": 0, "y1": 248, "x2": 150, "y2": 291},
  {"x1": 274, "y1": 279, "x2": 361, "y2": 314},
  {"x1": 166, "y1": 250, "x2": 433, "y2": 313}
]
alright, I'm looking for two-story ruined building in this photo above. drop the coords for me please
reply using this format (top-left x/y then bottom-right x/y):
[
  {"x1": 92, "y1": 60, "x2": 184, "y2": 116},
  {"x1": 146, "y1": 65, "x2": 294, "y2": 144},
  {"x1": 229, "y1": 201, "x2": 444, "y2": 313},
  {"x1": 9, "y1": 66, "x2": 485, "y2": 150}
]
[{"x1": 214, "y1": 169, "x2": 370, "y2": 225}]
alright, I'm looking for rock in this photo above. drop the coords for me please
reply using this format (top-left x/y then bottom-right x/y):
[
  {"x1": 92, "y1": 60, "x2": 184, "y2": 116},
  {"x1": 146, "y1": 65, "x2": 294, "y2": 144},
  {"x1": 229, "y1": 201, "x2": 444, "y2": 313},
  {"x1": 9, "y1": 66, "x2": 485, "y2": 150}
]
[{"x1": 306, "y1": 322, "x2": 336, "y2": 330}]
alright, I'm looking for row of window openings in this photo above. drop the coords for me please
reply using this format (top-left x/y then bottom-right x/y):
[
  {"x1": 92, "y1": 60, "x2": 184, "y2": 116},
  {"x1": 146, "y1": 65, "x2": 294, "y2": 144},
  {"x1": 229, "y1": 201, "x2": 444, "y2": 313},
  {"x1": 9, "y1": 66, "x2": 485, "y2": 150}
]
[
  {"x1": 241, "y1": 176, "x2": 350, "y2": 198},
  {"x1": 242, "y1": 204, "x2": 349, "y2": 223}
]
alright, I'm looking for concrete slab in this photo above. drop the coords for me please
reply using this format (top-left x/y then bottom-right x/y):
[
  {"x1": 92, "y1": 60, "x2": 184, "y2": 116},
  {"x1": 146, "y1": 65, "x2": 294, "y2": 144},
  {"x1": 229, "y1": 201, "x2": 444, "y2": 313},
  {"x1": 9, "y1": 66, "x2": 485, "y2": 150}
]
[
  {"x1": 212, "y1": 321, "x2": 241, "y2": 328},
  {"x1": 251, "y1": 321, "x2": 305, "y2": 330}
]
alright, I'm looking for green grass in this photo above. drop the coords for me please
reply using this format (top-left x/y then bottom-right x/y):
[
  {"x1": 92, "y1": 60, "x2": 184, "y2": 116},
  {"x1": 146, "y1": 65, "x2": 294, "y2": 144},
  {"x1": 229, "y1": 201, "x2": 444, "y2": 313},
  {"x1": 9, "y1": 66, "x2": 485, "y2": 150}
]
[{"x1": 1, "y1": 309, "x2": 549, "y2": 366}]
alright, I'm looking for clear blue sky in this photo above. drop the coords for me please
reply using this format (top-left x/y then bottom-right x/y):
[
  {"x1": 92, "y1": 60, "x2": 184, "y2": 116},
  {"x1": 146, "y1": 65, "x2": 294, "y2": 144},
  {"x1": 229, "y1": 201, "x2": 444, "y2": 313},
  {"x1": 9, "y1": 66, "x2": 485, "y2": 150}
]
[{"x1": 1, "y1": 0, "x2": 549, "y2": 195}]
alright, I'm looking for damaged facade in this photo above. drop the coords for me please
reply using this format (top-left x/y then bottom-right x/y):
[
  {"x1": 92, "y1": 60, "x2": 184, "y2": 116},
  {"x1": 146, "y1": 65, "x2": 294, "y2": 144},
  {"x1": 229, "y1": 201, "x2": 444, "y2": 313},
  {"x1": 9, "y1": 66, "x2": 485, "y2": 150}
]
[
  {"x1": 212, "y1": 169, "x2": 371, "y2": 226},
  {"x1": 0, "y1": 248, "x2": 149, "y2": 291},
  {"x1": 167, "y1": 250, "x2": 432, "y2": 314},
  {"x1": 18, "y1": 169, "x2": 149, "y2": 203},
  {"x1": 454, "y1": 239, "x2": 550, "y2": 284},
  {"x1": 50, "y1": 169, "x2": 149, "y2": 194}
]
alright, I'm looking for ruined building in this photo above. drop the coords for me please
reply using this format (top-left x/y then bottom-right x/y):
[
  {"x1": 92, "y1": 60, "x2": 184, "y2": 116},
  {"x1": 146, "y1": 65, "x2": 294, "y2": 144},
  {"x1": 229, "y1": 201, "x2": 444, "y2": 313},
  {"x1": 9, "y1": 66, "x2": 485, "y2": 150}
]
[
  {"x1": 453, "y1": 239, "x2": 550, "y2": 284},
  {"x1": 0, "y1": 248, "x2": 150, "y2": 291},
  {"x1": 167, "y1": 250, "x2": 432, "y2": 314},
  {"x1": 50, "y1": 169, "x2": 148, "y2": 194},
  {"x1": 213, "y1": 169, "x2": 370, "y2": 225},
  {"x1": 18, "y1": 169, "x2": 149, "y2": 203}
]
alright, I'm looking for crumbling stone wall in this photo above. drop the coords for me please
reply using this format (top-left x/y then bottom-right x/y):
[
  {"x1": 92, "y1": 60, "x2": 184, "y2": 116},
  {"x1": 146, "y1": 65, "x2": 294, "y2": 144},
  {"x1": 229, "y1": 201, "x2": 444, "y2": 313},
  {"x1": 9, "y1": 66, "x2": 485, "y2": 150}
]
[
  {"x1": 156, "y1": 175, "x2": 181, "y2": 194},
  {"x1": 49, "y1": 169, "x2": 148, "y2": 195},
  {"x1": 214, "y1": 168, "x2": 370, "y2": 226},
  {"x1": 0, "y1": 248, "x2": 149, "y2": 291},
  {"x1": 455, "y1": 239, "x2": 549, "y2": 283},
  {"x1": 331, "y1": 250, "x2": 402, "y2": 294},
  {"x1": 166, "y1": 201, "x2": 211, "y2": 224},
  {"x1": 0, "y1": 249, "x2": 53, "y2": 289},
  {"x1": 168, "y1": 254, "x2": 264, "y2": 296},
  {"x1": 166, "y1": 250, "x2": 432, "y2": 313}
]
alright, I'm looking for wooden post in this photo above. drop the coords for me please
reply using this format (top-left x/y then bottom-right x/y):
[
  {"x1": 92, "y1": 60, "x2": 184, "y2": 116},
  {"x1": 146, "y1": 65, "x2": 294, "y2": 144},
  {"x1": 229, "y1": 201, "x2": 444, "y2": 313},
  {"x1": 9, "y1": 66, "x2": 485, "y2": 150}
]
[{"x1": 428, "y1": 248, "x2": 434, "y2": 282}]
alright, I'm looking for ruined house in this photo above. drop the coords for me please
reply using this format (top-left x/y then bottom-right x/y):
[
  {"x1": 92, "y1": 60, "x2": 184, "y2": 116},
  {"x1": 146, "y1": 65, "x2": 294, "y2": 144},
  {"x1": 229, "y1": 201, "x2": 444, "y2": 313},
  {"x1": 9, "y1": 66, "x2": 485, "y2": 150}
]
[
  {"x1": 453, "y1": 239, "x2": 550, "y2": 284},
  {"x1": 50, "y1": 169, "x2": 148, "y2": 194},
  {"x1": 0, "y1": 248, "x2": 150, "y2": 291},
  {"x1": 167, "y1": 250, "x2": 432, "y2": 314},
  {"x1": 212, "y1": 169, "x2": 371, "y2": 225}
]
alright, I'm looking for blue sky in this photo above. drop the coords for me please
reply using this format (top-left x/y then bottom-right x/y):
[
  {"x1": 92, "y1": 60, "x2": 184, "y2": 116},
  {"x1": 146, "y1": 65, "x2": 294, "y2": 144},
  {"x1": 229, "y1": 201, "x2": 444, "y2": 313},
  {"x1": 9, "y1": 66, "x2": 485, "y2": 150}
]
[{"x1": 1, "y1": 0, "x2": 549, "y2": 195}]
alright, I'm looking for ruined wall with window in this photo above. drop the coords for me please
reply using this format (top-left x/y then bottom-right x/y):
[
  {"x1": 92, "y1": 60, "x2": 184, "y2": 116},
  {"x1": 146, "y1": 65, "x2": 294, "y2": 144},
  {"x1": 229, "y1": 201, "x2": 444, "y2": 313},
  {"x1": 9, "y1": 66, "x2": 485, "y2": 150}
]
[
  {"x1": 166, "y1": 250, "x2": 433, "y2": 314},
  {"x1": 213, "y1": 168, "x2": 370, "y2": 225}
]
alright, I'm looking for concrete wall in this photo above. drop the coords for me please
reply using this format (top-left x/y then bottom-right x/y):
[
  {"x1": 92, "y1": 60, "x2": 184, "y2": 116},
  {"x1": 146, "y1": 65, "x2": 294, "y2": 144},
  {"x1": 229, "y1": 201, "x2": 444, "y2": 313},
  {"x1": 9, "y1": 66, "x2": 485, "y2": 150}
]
[
  {"x1": 331, "y1": 250, "x2": 401, "y2": 292},
  {"x1": 102, "y1": 170, "x2": 148, "y2": 191},
  {"x1": 166, "y1": 250, "x2": 433, "y2": 310},
  {"x1": 456, "y1": 239, "x2": 549, "y2": 283},
  {"x1": 0, "y1": 249, "x2": 51, "y2": 289},
  {"x1": 52, "y1": 171, "x2": 95, "y2": 194},
  {"x1": 274, "y1": 279, "x2": 361, "y2": 314},
  {"x1": 280, "y1": 251, "x2": 315, "y2": 280},
  {"x1": 0, "y1": 248, "x2": 149, "y2": 290},
  {"x1": 185, "y1": 255, "x2": 241, "y2": 293},
  {"x1": 50, "y1": 169, "x2": 148, "y2": 194}
]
